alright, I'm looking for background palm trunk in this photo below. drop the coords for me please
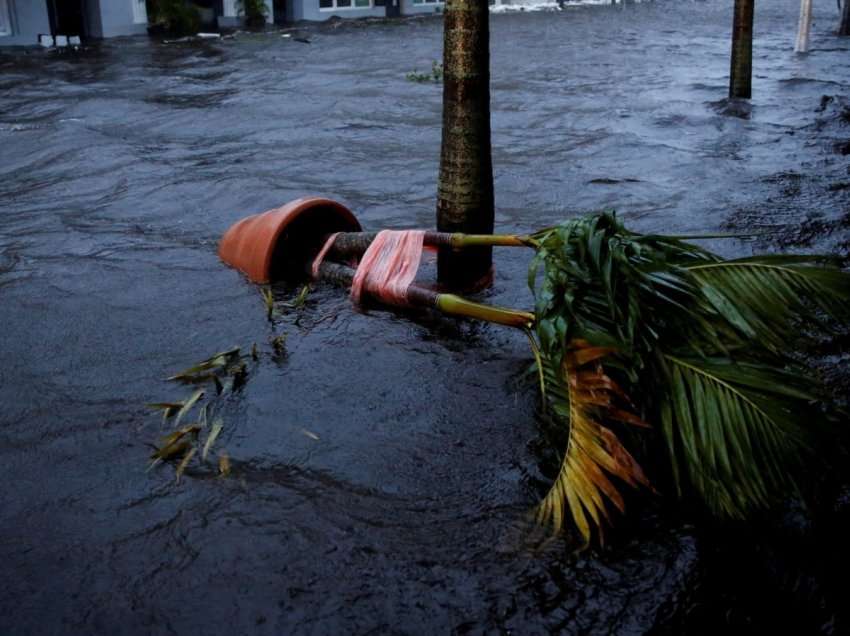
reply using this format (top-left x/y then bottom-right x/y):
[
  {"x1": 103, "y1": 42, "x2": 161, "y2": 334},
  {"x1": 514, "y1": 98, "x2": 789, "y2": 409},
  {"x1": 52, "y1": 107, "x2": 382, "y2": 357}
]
[
  {"x1": 840, "y1": 0, "x2": 850, "y2": 36},
  {"x1": 794, "y1": 0, "x2": 813, "y2": 53},
  {"x1": 729, "y1": 0, "x2": 755, "y2": 99},
  {"x1": 436, "y1": 0, "x2": 495, "y2": 290}
]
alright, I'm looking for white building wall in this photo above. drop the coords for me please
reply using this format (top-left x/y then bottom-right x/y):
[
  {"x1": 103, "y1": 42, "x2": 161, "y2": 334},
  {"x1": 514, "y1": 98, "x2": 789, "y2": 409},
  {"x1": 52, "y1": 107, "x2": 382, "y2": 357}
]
[
  {"x1": 0, "y1": 0, "x2": 51, "y2": 46},
  {"x1": 88, "y1": 0, "x2": 148, "y2": 38},
  {"x1": 289, "y1": 1, "x2": 384, "y2": 22}
]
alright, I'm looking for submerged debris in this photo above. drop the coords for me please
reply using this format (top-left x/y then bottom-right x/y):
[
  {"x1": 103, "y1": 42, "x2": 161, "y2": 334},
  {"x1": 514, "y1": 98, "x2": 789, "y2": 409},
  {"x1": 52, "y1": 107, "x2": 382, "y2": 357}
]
[
  {"x1": 219, "y1": 452, "x2": 231, "y2": 477},
  {"x1": 406, "y1": 61, "x2": 443, "y2": 84}
]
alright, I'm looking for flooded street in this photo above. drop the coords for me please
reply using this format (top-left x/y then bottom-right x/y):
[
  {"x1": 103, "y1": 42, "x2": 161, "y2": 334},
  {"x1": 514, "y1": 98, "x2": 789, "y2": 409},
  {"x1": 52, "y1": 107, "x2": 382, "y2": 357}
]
[{"x1": 1, "y1": 0, "x2": 849, "y2": 633}]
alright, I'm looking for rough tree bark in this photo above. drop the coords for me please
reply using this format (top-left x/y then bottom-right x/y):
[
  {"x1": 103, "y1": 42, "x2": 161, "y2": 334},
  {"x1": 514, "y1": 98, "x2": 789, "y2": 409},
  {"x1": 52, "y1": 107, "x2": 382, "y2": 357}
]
[
  {"x1": 840, "y1": 0, "x2": 850, "y2": 36},
  {"x1": 795, "y1": 0, "x2": 813, "y2": 53},
  {"x1": 436, "y1": 0, "x2": 495, "y2": 290},
  {"x1": 729, "y1": 0, "x2": 755, "y2": 99}
]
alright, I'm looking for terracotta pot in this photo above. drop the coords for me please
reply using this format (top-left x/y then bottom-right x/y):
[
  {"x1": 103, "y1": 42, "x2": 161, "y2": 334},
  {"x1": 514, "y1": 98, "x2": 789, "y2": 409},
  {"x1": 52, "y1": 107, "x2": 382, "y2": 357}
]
[{"x1": 218, "y1": 197, "x2": 362, "y2": 283}]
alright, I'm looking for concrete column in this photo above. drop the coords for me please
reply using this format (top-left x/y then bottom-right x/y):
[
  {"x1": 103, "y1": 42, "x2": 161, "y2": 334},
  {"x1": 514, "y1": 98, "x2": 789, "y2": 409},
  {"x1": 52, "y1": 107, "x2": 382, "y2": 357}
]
[{"x1": 794, "y1": 0, "x2": 812, "y2": 53}]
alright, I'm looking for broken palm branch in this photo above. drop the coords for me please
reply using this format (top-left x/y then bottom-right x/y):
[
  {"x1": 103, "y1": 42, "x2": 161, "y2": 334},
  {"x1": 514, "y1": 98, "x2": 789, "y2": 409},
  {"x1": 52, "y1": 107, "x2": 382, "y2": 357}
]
[
  {"x1": 306, "y1": 211, "x2": 849, "y2": 544},
  {"x1": 527, "y1": 212, "x2": 848, "y2": 542}
]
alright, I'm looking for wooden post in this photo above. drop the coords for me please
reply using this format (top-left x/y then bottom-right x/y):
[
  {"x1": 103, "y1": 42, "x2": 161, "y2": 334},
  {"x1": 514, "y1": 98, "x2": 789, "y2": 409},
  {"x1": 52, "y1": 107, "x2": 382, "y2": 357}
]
[
  {"x1": 436, "y1": 0, "x2": 495, "y2": 290},
  {"x1": 840, "y1": 0, "x2": 850, "y2": 36},
  {"x1": 795, "y1": 0, "x2": 813, "y2": 53},
  {"x1": 729, "y1": 0, "x2": 755, "y2": 99}
]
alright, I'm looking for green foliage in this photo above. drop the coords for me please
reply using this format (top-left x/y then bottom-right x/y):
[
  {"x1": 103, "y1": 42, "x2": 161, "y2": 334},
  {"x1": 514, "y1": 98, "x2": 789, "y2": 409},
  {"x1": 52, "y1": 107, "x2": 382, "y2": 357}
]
[
  {"x1": 146, "y1": 0, "x2": 201, "y2": 36},
  {"x1": 529, "y1": 212, "x2": 848, "y2": 543},
  {"x1": 237, "y1": 0, "x2": 269, "y2": 27},
  {"x1": 406, "y1": 61, "x2": 444, "y2": 83}
]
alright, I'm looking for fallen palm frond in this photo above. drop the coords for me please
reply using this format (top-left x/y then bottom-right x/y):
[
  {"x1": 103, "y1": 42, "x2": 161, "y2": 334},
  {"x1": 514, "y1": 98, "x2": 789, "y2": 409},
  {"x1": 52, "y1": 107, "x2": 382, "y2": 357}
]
[
  {"x1": 535, "y1": 342, "x2": 649, "y2": 544},
  {"x1": 528, "y1": 212, "x2": 848, "y2": 542}
]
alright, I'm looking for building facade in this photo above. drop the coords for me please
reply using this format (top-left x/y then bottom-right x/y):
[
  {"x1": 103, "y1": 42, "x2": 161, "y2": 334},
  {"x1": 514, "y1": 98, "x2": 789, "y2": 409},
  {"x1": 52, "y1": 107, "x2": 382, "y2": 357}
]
[
  {"x1": 0, "y1": 0, "x2": 148, "y2": 46},
  {"x1": 287, "y1": 0, "x2": 443, "y2": 22},
  {"x1": 0, "y1": 0, "x2": 448, "y2": 47}
]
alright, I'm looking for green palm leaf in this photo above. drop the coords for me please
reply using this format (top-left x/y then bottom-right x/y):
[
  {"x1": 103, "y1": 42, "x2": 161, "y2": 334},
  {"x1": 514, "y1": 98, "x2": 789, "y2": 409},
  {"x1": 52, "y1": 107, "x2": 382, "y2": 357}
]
[
  {"x1": 660, "y1": 355, "x2": 818, "y2": 518},
  {"x1": 687, "y1": 256, "x2": 849, "y2": 347}
]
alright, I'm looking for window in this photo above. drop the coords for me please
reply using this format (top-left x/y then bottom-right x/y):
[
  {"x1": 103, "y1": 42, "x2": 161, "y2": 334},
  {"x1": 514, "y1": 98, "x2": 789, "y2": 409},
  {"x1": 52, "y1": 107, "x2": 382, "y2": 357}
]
[
  {"x1": 0, "y1": 0, "x2": 11, "y2": 37},
  {"x1": 319, "y1": 0, "x2": 372, "y2": 9},
  {"x1": 132, "y1": 0, "x2": 148, "y2": 24},
  {"x1": 412, "y1": 0, "x2": 443, "y2": 4}
]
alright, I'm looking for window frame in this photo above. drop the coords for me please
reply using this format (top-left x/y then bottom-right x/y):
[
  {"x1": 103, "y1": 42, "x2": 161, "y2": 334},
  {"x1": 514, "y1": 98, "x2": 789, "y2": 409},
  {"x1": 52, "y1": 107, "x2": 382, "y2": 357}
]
[
  {"x1": 0, "y1": 0, "x2": 12, "y2": 37},
  {"x1": 132, "y1": 0, "x2": 148, "y2": 25},
  {"x1": 318, "y1": 0, "x2": 374, "y2": 11}
]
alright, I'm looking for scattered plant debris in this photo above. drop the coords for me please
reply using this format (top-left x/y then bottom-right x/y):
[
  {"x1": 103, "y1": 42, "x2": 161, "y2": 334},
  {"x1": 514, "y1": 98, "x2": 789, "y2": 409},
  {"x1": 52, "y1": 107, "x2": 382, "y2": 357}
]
[
  {"x1": 406, "y1": 61, "x2": 443, "y2": 83},
  {"x1": 271, "y1": 333, "x2": 287, "y2": 356},
  {"x1": 219, "y1": 452, "x2": 231, "y2": 477}
]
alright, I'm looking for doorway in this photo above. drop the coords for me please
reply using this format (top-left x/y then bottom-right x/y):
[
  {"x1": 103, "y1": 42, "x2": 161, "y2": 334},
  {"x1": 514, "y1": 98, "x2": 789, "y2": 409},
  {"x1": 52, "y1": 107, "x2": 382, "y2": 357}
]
[
  {"x1": 47, "y1": 0, "x2": 87, "y2": 38},
  {"x1": 385, "y1": 0, "x2": 400, "y2": 18},
  {"x1": 273, "y1": 0, "x2": 286, "y2": 24}
]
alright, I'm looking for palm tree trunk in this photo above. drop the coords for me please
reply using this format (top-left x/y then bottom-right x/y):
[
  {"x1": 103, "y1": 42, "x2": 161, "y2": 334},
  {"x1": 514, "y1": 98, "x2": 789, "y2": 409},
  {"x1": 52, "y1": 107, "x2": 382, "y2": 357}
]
[
  {"x1": 729, "y1": 0, "x2": 755, "y2": 99},
  {"x1": 840, "y1": 0, "x2": 850, "y2": 36},
  {"x1": 436, "y1": 0, "x2": 495, "y2": 290},
  {"x1": 794, "y1": 0, "x2": 813, "y2": 53}
]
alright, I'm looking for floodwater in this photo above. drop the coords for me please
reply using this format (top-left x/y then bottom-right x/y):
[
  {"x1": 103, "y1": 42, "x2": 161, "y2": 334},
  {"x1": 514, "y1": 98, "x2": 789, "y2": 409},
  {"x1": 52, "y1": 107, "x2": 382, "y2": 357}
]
[{"x1": 1, "y1": 0, "x2": 849, "y2": 633}]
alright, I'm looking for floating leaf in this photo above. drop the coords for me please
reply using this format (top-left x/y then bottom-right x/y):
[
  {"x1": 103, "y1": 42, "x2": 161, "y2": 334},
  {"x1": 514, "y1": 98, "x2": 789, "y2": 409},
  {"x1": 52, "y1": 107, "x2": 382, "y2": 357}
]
[
  {"x1": 147, "y1": 402, "x2": 183, "y2": 423},
  {"x1": 152, "y1": 425, "x2": 201, "y2": 460},
  {"x1": 146, "y1": 402, "x2": 183, "y2": 412},
  {"x1": 175, "y1": 446, "x2": 197, "y2": 483},
  {"x1": 149, "y1": 425, "x2": 199, "y2": 471},
  {"x1": 167, "y1": 347, "x2": 240, "y2": 382},
  {"x1": 202, "y1": 419, "x2": 224, "y2": 462},
  {"x1": 174, "y1": 389, "x2": 204, "y2": 427}
]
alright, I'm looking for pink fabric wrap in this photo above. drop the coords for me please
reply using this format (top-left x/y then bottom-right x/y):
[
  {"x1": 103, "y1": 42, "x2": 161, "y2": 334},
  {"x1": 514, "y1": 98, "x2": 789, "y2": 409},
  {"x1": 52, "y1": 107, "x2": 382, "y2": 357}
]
[
  {"x1": 311, "y1": 232, "x2": 340, "y2": 280},
  {"x1": 350, "y1": 230, "x2": 426, "y2": 306}
]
